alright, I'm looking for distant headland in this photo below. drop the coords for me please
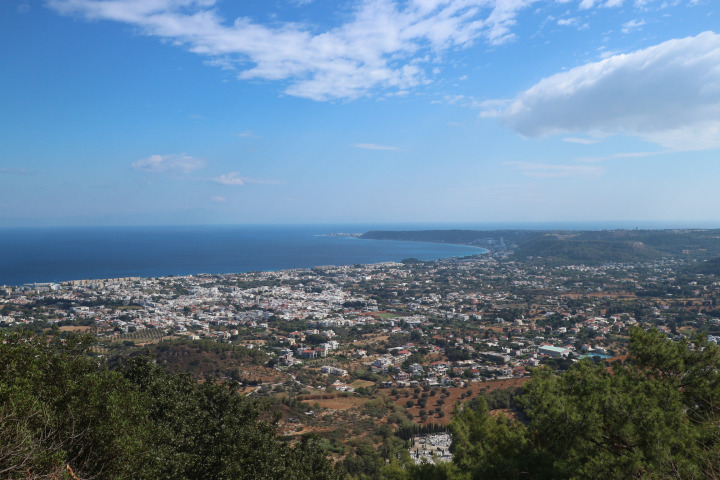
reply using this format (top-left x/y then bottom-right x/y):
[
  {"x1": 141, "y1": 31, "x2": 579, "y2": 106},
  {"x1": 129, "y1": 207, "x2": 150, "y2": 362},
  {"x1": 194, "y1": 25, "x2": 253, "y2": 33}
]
[{"x1": 360, "y1": 228, "x2": 720, "y2": 266}]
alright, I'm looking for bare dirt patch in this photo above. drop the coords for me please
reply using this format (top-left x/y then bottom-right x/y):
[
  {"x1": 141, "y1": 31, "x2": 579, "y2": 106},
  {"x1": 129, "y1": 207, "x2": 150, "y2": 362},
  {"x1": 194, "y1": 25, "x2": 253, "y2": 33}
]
[
  {"x1": 349, "y1": 380, "x2": 375, "y2": 389},
  {"x1": 312, "y1": 395, "x2": 367, "y2": 410},
  {"x1": 59, "y1": 325, "x2": 92, "y2": 332}
]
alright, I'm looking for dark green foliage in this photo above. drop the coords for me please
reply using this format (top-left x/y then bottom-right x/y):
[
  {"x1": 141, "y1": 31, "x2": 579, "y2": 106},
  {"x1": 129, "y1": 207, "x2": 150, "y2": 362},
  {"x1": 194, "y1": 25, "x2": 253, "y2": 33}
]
[
  {"x1": 400, "y1": 258, "x2": 425, "y2": 265},
  {"x1": 0, "y1": 332, "x2": 149, "y2": 479},
  {"x1": 691, "y1": 256, "x2": 720, "y2": 275},
  {"x1": 361, "y1": 229, "x2": 534, "y2": 247},
  {"x1": 472, "y1": 386, "x2": 520, "y2": 411},
  {"x1": 0, "y1": 331, "x2": 339, "y2": 480},
  {"x1": 136, "y1": 338, "x2": 269, "y2": 381},
  {"x1": 513, "y1": 234, "x2": 659, "y2": 265},
  {"x1": 364, "y1": 228, "x2": 720, "y2": 265},
  {"x1": 449, "y1": 328, "x2": 720, "y2": 480},
  {"x1": 342, "y1": 443, "x2": 385, "y2": 479},
  {"x1": 451, "y1": 397, "x2": 538, "y2": 479},
  {"x1": 445, "y1": 347, "x2": 472, "y2": 362}
]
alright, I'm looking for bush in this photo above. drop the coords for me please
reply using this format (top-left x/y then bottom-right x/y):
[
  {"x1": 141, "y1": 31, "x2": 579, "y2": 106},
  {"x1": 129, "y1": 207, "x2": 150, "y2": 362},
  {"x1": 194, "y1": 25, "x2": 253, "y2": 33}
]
[{"x1": 0, "y1": 332, "x2": 340, "y2": 480}]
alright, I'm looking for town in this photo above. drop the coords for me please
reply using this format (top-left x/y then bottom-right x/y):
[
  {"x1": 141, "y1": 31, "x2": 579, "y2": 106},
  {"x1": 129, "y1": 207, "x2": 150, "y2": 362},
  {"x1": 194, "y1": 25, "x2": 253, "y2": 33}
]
[{"x1": 4, "y1": 230, "x2": 720, "y2": 470}]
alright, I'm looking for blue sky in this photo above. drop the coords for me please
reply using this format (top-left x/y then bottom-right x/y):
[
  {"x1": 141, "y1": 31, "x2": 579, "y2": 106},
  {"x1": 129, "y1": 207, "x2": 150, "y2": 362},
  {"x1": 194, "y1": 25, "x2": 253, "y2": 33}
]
[{"x1": 1, "y1": 0, "x2": 719, "y2": 226}]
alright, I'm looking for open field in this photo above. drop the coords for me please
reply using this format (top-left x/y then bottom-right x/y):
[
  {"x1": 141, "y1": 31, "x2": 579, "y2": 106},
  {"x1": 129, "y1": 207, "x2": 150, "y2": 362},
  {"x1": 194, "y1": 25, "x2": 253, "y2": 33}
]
[
  {"x1": 58, "y1": 325, "x2": 92, "y2": 332},
  {"x1": 349, "y1": 379, "x2": 376, "y2": 389},
  {"x1": 309, "y1": 395, "x2": 367, "y2": 410},
  {"x1": 391, "y1": 378, "x2": 530, "y2": 425},
  {"x1": 373, "y1": 312, "x2": 405, "y2": 319}
]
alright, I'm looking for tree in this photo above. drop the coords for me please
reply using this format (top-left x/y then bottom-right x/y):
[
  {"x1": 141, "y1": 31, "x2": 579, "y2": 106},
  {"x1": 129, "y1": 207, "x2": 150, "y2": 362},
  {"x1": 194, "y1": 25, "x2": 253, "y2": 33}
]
[
  {"x1": 450, "y1": 396, "x2": 536, "y2": 479},
  {"x1": 449, "y1": 328, "x2": 720, "y2": 480},
  {"x1": 0, "y1": 331, "x2": 340, "y2": 480},
  {"x1": 0, "y1": 332, "x2": 150, "y2": 479}
]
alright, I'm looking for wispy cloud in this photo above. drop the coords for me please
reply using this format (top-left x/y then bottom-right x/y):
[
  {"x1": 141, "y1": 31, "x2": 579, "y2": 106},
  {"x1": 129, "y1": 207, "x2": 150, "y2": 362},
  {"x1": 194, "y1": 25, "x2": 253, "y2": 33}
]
[
  {"x1": 131, "y1": 153, "x2": 205, "y2": 173},
  {"x1": 213, "y1": 172, "x2": 284, "y2": 185},
  {"x1": 562, "y1": 137, "x2": 600, "y2": 144},
  {"x1": 482, "y1": 32, "x2": 720, "y2": 151},
  {"x1": 580, "y1": 0, "x2": 626, "y2": 8},
  {"x1": 47, "y1": 0, "x2": 685, "y2": 101},
  {"x1": 622, "y1": 19, "x2": 646, "y2": 33},
  {"x1": 504, "y1": 161, "x2": 604, "y2": 178},
  {"x1": 47, "y1": 0, "x2": 545, "y2": 101},
  {"x1": 575, "y1": 150, "x2": 662, "y2": 162},
  {"x1": 212, "y1": 195, "x2": 227, "y2": 202},
  {"x1": 557, "y1": 17, "x2": 587, "y2": 29},
  {"x1": 351, "y1": 143, "x2": 401, "y2": 151}
]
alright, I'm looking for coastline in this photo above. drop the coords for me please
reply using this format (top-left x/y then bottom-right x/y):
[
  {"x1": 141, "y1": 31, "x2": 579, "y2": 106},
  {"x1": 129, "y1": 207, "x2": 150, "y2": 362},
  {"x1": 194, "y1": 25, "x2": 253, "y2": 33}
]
[
  {"x1": 0, "y1": 226, "x2": 486, "y2": 287},
  {"x1": 6, "y1": 249, "x2": 488, "y2": 292},
  {"x1": 357, "y1": 235, "x2": 489, "y2": 253}
]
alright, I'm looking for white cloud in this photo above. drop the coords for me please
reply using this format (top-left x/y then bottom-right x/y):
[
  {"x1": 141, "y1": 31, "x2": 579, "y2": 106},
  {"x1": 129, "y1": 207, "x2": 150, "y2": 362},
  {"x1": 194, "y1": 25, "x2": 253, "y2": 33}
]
[
  {"x1": 575, "y1": 150, "x2": 659, "y2": 162},
  {"x1": 213, "y1": 172, "x2": 283, "y2": 185},
  {"x1": 557, "y1": 17, "x2": 578, "y2": 26},
  {"x1": 352, "y1": 143, "x2": 402, "y2": 151},
  {"x1": 580, "y1": 0, "x2": 626, "y2": 8},
  {"x1": 131, "y1": 153, "x2": 205, "y2": 173},
  {"x1": 580, "y1": 0, "x2": 625, "y2": 7},
  {"x1": 212, "y1": 195, "x2": 227, "y2": 202},
  {"x1": 621, "y1": 18, "x2": 645, "y2": 33},
  {"x1": 504, "y1": 161, "x2": 604, "y2": 177},
  {"x1": 213, "y1": 173, "x2": 250, "y2": 185},
  {"x1": 482, "y1": 31, "x2": 720, "y2": 150},
  {"x1": 557, "y1": 17, "x2": 588, "y2": 29},
  {"x1": 562, "y1": 136, "x2": 599, "y2": 144},
  {"x1": 47, "y1": 0, "x2": 542, "y2": 101},
  {"x1": 598, "y1": 47, "x2": 619, "y2": 59}
]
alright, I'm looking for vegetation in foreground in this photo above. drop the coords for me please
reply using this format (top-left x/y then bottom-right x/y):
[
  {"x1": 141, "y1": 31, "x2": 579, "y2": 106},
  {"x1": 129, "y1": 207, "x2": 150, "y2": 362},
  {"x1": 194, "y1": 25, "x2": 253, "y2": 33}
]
[
  {"x1": 443, "y1": 327, "x2": 720, "y2": 480},
  {"x1": 5, "y1": 328, "x2": 720, "y2": 479},
  {"x1": 0, "y1": 332, "x2": 340, "y2": 480}
]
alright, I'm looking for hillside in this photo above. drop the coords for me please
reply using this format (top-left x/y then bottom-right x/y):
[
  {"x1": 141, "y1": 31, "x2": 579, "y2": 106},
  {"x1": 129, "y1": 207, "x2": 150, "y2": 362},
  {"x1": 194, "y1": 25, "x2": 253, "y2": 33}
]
[
  {"x1": 0, "y1": 332, "x2": 340, "y2": 480},
  {"x1": 362, "y1": 228, "x2": 720, "y2": 265},
  {"x1": 360, "y1": 229, "x2": 535, "y2": 246}
]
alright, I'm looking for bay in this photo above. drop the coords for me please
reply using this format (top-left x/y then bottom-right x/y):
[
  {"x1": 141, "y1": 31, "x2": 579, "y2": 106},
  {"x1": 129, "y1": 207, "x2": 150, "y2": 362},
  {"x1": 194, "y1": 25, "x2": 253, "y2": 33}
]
[{"x1": 0, "y1": 225, "x2": 484, "y2": 286}]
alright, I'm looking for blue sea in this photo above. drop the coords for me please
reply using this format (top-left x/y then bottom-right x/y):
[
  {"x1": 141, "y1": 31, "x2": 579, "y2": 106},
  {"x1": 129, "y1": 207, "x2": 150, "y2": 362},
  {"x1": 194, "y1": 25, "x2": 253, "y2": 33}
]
[
  {"x1": 3, "y1": 221, "x2": 717, "y2": 286},
  {"x1": 0, "y1": 224, "x2": 487, "y2": 286}
]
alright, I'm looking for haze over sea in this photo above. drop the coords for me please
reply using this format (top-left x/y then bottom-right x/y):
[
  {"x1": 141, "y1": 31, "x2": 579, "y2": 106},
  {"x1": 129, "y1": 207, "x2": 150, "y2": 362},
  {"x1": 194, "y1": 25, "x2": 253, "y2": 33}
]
[{"x1": 2, "y1": 221, "x2": 716, "y2": 287}]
